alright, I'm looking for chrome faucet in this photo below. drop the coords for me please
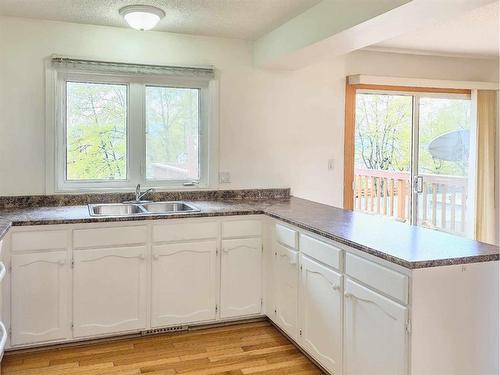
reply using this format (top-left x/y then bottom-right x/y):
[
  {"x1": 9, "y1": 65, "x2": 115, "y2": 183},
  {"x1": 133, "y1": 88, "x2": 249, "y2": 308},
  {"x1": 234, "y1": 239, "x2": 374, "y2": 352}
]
[{"x1": 133, "y1": 184, "x2": 155, "y2": 203}]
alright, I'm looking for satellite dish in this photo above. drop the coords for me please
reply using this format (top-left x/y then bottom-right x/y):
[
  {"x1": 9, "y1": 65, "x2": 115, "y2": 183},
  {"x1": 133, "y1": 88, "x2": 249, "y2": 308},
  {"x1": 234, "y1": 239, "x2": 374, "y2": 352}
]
[{"x1": 428, "y1": 129, "x2": 469, "y2": 162}]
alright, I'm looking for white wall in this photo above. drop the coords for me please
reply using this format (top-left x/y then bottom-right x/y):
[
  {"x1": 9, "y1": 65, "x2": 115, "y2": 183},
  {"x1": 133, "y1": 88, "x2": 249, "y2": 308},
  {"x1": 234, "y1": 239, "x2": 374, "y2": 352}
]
[
  {"x1": 0, "y1": 16, "x2": 498, "y2": 209},
  {"x1": 279, "y1": 50, "x2": 499, "y2": 206},
  {"x1": 0, "y1": 16, "x2": 295, "y2": 195}
]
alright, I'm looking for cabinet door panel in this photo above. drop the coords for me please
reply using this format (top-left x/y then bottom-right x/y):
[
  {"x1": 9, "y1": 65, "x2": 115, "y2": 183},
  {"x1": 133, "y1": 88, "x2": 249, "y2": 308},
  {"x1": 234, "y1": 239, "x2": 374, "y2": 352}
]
[
  {"x1": 152, "y1": 241, "x2": 217, "y2": 327},
  {"x1": 344, "y1": 278, "x2": 408, "y2": 375},
  {"x1": 73, "y1": 246, "x2": 147, "y2": 338},
  {"x1": 11, "y1": 251, "x2": 70, "y2": 346},
  {"x1": 220, "y1": 238, "x2": 262, "y2": 318},
  {"x1": 300, "y1": 255, "x2": 342, "y2": 375},
  {"x1": 275, "y1": 244, "x2": 298, "y2": 340}
]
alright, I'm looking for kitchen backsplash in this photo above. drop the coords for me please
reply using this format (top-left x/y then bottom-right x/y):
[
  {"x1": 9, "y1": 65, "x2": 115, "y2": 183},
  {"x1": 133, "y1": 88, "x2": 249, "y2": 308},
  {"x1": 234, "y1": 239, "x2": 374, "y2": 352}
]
[{"x1": 0, "y1": 188, "x2": 290, "y2": 209}]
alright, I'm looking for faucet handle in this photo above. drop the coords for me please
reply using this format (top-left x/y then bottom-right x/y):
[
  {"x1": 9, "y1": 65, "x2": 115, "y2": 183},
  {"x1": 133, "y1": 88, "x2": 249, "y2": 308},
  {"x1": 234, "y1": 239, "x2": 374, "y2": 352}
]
[{"x1": 135, "y1": 184, "x2": 141, "y2": 200}]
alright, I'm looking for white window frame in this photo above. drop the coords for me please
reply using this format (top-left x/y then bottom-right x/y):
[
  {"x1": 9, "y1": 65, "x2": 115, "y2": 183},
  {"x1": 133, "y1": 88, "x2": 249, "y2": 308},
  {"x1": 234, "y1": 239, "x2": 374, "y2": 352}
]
[{"x1": 46, "y1": 61, "x2": 219, "y2": 193}]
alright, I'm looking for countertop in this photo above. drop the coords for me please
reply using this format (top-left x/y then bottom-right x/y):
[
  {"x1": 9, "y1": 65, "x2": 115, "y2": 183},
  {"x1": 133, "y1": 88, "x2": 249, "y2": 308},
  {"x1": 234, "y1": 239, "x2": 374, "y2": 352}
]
[{"x1": 0, "y1": 197, "x2": 498, "y2": 269}]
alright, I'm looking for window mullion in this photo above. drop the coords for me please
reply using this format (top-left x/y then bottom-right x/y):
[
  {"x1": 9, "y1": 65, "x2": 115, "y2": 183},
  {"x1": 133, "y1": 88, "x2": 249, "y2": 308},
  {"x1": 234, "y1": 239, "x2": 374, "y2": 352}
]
[{"x1": 128, "y1": 81, "x2": 145, "y2": 187}]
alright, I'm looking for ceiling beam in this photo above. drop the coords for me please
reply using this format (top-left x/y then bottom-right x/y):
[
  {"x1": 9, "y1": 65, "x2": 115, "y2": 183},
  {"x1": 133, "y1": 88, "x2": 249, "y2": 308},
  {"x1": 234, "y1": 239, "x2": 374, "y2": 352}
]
[{"x1": 253, "y1": 0, "x2": 497, "y2": 69}]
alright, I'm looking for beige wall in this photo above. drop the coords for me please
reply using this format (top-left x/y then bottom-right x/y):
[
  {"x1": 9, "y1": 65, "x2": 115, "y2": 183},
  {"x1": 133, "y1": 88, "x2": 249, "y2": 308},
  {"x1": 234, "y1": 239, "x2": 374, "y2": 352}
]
[{"x1": 0, "y1": 16, "x2": 498, "y2": 209}]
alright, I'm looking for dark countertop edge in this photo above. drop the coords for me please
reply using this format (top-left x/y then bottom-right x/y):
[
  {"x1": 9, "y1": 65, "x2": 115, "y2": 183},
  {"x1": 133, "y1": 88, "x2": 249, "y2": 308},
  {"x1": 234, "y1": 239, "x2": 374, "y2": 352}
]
[
  {"x1": 7, "y1": 209, "x2": 265, "y2": 226},
  {"x1": 265, "y1": 213, "x2": 499, "y2": 269},
  {"x1": 1, "y1": 208, "x2": 498, "y2": 270}
]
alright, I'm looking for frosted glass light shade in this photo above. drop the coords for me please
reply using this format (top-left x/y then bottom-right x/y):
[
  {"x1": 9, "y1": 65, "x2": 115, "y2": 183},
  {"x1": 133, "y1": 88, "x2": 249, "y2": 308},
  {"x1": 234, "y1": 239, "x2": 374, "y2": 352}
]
[{"x1": 119, "y1": 5, "x2": 165, "y2": 31}]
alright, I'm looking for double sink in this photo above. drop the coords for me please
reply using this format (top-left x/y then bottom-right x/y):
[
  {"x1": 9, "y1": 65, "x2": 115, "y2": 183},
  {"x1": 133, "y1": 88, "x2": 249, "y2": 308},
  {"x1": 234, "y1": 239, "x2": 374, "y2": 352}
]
[{"x1": 88, "y1": 201, "x2": 200, "y2": 217}]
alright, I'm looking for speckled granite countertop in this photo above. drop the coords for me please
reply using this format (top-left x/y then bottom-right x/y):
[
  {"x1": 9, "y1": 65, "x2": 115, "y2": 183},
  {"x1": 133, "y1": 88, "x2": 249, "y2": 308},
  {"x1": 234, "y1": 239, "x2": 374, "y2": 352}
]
[{"x1": 0, "y1": 197, "x2": 498, "y2": 269}]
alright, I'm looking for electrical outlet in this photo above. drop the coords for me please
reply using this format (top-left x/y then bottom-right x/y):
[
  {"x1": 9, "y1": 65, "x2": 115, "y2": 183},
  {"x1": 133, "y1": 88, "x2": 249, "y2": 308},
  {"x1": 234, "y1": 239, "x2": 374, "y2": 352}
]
[
  {"x1": 219, "y1": 171, "x2": 231, "y2": 184},
  {"x1": 328, "y1": 159, "x2": 334, "y2": 170}
]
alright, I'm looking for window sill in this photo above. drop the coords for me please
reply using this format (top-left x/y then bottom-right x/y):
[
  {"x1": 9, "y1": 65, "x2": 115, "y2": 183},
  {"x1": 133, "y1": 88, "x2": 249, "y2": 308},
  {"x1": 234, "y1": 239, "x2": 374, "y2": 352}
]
[{"x1": 53, "y1": 183, "x2": 214, "y2": 194}]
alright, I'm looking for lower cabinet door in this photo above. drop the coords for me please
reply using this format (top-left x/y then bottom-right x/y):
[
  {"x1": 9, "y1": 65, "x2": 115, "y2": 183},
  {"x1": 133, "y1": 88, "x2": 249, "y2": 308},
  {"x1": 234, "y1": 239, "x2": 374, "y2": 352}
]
[
  {"x1": 73, "y1": 246, "x2": 147, "y2": 338},
  {"x1": 220, "y1": 238, "x2": 262, "y2": 318},
  {"x1": 299, "y1": 255, "x2": 342, "y2": 375},
  {"x1": 151, "y1": 241, "x2": 217, "y2": 327},
  {"x1": 344, "y1": 278, "x2": 408, "y2": 375},
  {"x1": 275, "y1": 244, "x2": 299, "y2": 340},
  {"x1": 11, "y1": 251, "x2": 71, "y2": 346}
]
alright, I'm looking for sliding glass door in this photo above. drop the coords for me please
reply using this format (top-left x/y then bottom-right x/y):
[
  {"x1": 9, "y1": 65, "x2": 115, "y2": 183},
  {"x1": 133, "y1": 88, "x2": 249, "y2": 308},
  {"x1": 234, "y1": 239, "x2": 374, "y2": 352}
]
[
  {"x1": 353, "y1": 90, "x2": 474, "y2": 237},
  {"x1": 414, "y1": 95, "x2": 473, "y2": 236},
  {"x1": 354, "y1": 93, "x2": 413, "y2": 221}
]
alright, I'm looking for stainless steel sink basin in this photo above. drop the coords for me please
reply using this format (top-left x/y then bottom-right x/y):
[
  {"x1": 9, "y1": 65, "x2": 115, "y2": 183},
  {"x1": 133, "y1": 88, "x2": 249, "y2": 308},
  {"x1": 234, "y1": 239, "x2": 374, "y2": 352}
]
[
  {"x1": 88, "y1": 201, "x2": 199, "y2": 217},
  {"x1": 141, "y1": 201, "x2": 199, "y2": 213},
  {"x1": 89, "y1": 203, "x2": 147, "y2": 216}
]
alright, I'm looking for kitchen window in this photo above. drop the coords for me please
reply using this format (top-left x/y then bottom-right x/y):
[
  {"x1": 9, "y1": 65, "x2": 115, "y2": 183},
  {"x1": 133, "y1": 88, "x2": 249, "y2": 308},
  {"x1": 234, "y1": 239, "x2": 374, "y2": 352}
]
[{"x1": 48, "y1": 58, "x2": 217, "y2": 192}]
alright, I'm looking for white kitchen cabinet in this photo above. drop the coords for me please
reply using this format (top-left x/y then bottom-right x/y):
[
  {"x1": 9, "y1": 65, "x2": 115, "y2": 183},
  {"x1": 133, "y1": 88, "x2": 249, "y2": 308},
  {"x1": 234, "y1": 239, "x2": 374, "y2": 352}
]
[
  {"x1": 274, "y1": 243, "x2": 299, "y2": 340},
  {"x1": 73, "y1": 246, "x2": 147, "y2": 338},
  {"x1": 220, "y1": 238, "x2": 262, "y2": 318},
  {"x1": 151, "y1": 241, "x2": 217, "y2": 327},
  {"x1": 299, "y1": 254, "x2": 342, "y2": 375},
  {"x1": 344, "y1": 278, "x2": 408, "y2": 375},
  {"x1": 11, "y1": 251, "x2": 70, "y2": 346},
  {"x1": 2, "y1": 217, "x2": 498, "y2": 375}
]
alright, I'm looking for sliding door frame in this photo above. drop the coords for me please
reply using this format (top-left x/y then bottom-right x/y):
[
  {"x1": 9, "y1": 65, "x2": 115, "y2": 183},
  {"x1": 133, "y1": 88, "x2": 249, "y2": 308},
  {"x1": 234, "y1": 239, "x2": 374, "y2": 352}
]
[{"x1": 343, "y1": 82, "x2": 471, "y2": 211}]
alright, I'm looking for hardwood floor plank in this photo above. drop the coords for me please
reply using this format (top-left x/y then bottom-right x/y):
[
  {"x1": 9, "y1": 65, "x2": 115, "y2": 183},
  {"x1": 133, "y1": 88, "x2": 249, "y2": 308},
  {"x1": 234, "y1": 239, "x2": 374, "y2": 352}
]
[{"x1": 2, "y1": 321, "x2": 322, "y2": 375}]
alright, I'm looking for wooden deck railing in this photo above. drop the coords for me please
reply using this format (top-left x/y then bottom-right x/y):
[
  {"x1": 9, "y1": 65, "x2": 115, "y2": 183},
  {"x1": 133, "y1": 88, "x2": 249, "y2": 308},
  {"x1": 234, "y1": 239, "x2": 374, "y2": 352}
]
[{"x1": 353, "y1": 168, "x2": 468, "y2": 235}]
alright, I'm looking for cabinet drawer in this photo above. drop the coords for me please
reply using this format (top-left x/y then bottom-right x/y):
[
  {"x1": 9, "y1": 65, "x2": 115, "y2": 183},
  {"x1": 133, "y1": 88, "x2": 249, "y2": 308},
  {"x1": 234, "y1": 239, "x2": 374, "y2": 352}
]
[
  {"x1": 73, "y1": 226, "x2": 148, "y2": 249},
  {"x1": 345, "y1": 253, "x2": 408, "y2": 304},
  {"x1": 275, "y1": 223, "x2": 298, "y2": 249},
  {"x1": 300, "y1": 234, "x2": 341, "y2": 270},
  {"x1": 222, "y1": 220, "x2": 262, "y2": 238},
  {"x1": 153, "y1": 222, "x2": 219, "y2": 243},
  {"x1": 11, "y1": 230, "x2": 67, "y2": 252}
]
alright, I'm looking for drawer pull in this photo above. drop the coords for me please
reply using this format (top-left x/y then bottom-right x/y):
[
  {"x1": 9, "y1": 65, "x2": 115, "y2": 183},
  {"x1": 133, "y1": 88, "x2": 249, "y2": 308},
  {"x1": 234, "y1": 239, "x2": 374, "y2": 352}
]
[
  {"x1": 59, "y1": 260, "x2": 66, "y2": 266},
  {"x1": 153, "y1": 254, "x2": 160, "y2": 260},
  {"x1": 345, "y1": 292, "x2": 397, "y2": 320}
]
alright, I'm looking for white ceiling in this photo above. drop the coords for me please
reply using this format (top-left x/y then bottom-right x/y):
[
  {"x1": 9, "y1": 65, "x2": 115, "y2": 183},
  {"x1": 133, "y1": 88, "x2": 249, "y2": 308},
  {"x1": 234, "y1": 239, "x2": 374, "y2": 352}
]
[
  {"x1": 0, "y1": 0, "x2": 321, "y2": 40},
  {"x1": 368, "y1": 1, "x2": 500, "y2": 58}
]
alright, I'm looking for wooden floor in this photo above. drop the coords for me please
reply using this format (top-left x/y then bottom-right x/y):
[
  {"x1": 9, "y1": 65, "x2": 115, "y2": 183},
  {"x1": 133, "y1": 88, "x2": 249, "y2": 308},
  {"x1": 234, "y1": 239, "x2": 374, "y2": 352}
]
[{"x1": 2, "y1": 321, "x2": 323, "y2": 375}]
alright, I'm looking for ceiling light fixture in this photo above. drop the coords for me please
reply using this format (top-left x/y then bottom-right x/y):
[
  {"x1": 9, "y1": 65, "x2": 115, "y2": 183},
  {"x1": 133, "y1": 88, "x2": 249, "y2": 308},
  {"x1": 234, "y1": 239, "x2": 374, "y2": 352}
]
[{"x1": 119, "y1": 5, "x2": 165, "y2": 31}]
